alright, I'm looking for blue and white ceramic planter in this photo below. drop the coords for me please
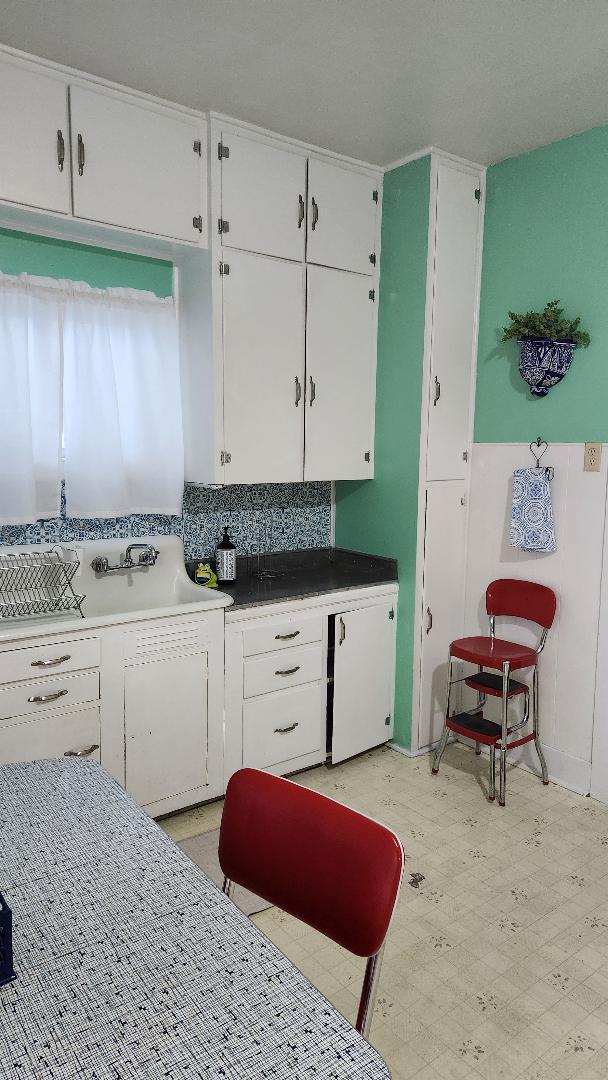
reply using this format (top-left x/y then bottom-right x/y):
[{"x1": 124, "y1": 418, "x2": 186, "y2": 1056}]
[{"x1": 518, "y1": 338, "x2": 576, "y2": 397}]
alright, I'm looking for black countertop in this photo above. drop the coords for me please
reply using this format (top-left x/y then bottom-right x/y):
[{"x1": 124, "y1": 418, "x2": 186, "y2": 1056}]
[{"x1": 186, "y1": 548, "x2": 397, "y2": 610}]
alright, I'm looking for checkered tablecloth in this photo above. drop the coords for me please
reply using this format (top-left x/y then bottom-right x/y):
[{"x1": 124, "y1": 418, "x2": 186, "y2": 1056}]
[{"x1": 0, "y1": 759, "x2": 390, "y2": 1079}]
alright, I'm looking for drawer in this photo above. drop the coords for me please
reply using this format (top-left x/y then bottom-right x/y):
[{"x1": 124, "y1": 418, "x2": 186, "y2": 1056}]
[
  {"x1": 0, "y1": 670, "x2": 100, "y2": 723},
  {"x1": 0, "y1": 703, "x2": 100, "y2": 765},
  {"x1": 243, "y1": 643, "x2": 323, "y2": 699},
  {"x1": 0, "y1": 636, "x2": 100, "y2": 685},
  {"x1": 243, "y1": 616, "x2": 323, "y2": 657},
  {"x1": 243, "y1": 682, "x2": 325, "y2": 770}
]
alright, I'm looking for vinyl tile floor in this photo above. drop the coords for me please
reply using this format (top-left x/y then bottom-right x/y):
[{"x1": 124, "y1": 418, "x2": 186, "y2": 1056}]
[{"x1": 161, "y1": 743, "x2": 608, "y2": 1080}]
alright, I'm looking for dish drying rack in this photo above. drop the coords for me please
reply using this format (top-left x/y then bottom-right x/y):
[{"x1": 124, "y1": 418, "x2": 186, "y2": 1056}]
[{"x1": 0, "y1": 548, "x2": 85, "y2": 620}]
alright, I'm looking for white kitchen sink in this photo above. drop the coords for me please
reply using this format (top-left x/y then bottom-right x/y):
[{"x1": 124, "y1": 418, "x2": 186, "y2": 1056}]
[{"x1": 0, "y1": 535, "x2": 232, "y2": 641}]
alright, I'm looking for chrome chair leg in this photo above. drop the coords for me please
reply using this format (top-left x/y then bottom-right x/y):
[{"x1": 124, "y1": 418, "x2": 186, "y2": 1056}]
[
  {"x1": 489, "y1": 745, "x2": 496, "y2": 801},
  {"x1": 532, "y1": 665, "x2": 549, "y2": 785},
  {"x1": 222, "y1": 876, "x2": 235, "y2": 900},
  {"x1": 432, "y1": 657, "x2": 453, "y2": 775},
  {"x1": 356, "y1": 944, "x2": 385, "y2": 1037},
  {"x1": 475, "y1": 742, "x2": 482, "y2": 756},
  {"x1": 499, "y1": 661, "x2": 510, "y2": 806}
]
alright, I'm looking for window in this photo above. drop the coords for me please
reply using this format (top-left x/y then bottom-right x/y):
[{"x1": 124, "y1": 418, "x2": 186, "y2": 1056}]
[{"x1": 0, "y1": 272, "x2": 183, "y2": 525}]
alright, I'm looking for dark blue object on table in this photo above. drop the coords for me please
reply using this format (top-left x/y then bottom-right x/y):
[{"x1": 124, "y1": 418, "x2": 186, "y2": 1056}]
[{"x1": 0, "y1": 891, "x2": 16, "y2": 986}]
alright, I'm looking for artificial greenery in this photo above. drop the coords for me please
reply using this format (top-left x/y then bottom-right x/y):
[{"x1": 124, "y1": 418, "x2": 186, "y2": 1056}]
[{"x1": 502, "y1": 299, "x2": 590, "y2": 347}]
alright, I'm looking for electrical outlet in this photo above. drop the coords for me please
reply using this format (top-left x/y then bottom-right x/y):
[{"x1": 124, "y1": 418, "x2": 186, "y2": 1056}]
[{"x1": 584, "y1": 443, "x2": 602, "y2": 472}]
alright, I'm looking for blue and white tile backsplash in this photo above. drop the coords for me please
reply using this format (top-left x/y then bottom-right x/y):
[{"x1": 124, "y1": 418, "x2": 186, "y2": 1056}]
[{"x1": 0, "y1": 482, "x2": 332, "y2": 560}]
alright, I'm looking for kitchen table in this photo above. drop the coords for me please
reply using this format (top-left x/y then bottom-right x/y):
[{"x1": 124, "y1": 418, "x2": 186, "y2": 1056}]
[{"x1": 0, "y1": 759, "x2": 390, "y2": 1079}]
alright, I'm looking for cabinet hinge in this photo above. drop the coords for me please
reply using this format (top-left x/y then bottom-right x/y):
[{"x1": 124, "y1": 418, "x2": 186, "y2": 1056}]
[
  {"x1": 372, "y1": 189, "x2": 379, "y2": 203},
  {"x1": 218, "y1": 141, "x2": 230, "y2": 160},
  {"x1": 389, "y1": 608, "x2": 395, "y2": 620},
  {"x1": 192, "y1": 215, "x2": 203, "y2": 233},
  {"x1": 462, "y1": 450, "x2": 469, "y2": 462},
  {"x1": 385, "y1": 715, "x2": 391, "y2": 726},
  {"x1": 220, "y1": 450, "x2": 232, "y2": 465},
  {"x1": 193, "y1": 139, "x2": 202, "y2": 156},
  {"x1": 475, "y1": 187, "x2": 482, "y2": 202},
  {"x1": 368, "y1": 289, "x2": 375, "y2": 301},
  {"x1": 369, "y1": 253, "x2": 376, "y2": 266},
  {"x1": 460, "y1": 494, "x2": 466, "y2": 507},
  {"x1": 218, "y1": 218, "x2": 230, "y2": 235},
  {"x1": 364, "y1": 451, "x2": 371, "y2": 463},
  {"x1": 219, "y1": 261, "x2": 230, "y2": 276}
]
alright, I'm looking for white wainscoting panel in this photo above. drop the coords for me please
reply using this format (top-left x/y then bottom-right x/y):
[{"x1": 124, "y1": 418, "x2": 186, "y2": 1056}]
[{"x1": 463, "y1": 444, "x2": 607, "y2": 795}]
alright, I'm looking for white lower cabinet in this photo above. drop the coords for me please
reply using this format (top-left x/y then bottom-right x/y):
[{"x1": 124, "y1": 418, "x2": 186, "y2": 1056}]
[
  {"x1": 225, "y1": 586, "x2": 398, "y2": 783},
  {"x1": 0, "y1": 610, "x2": 224, "y2": 817},
  {"x1": 124, "y1": 651, "x2": 208, "y2": 807},
  {"x1": 331, "y1": 602, "x2": 396, "y2": 764}
]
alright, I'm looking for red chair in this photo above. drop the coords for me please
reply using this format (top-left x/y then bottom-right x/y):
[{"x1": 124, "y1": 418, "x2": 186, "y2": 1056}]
[
  {"x1": 432, "y1": 578, "x2": 557, "y2": 806},
  {"x1": 218, "y1": 768, "x2": 404, "y2": 1037}
]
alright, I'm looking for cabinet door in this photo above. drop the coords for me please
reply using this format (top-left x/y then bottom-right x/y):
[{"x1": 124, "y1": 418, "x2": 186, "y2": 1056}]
[
  {"x1": 417, "y1": 481, "x2": 466, "y2": 750},
  {"x1": 0, "y1": 56, "x2": 70, "y2": 214},
  {"x1": 222, "y1": 250, "x2": 305, "y2": 483},
  {"x1": 70, "y1": 85, "x2": 203, "y2": 243},
  {"x1": 332, "y1": 602, "x2": 396, "y2": 764},
  {"x1": 304, "y1": 265, "x2": 376, "y2": 481},
  {"x1": 220, "y1": 132, "x2": 306, "y2": 261},
  {"x1": 306, "y1": 159, "x2": 378, "y2": 275},
  {"x1": 124, "y1": 652, "x2": 208, "y2": 806},
  {"x1": 426, "y1": 164, "x2": 482, "y2": 480}
]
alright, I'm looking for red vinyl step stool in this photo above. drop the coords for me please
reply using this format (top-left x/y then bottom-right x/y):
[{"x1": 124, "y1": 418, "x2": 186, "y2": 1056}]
[{"x1": 432, "y1": 578, "x2": 557, "y2": 806}]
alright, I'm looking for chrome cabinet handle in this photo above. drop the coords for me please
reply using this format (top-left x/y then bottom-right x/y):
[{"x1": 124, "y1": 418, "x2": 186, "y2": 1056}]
[
  {"x1": 339, "y1": 616, "x2": 346, "y2": 646},
  {"x1": 426, "y1": 607, "x2": 433, "y2": 633},
  {"x1": 31, "y1": 654, "x2": 71, "y2": 668},
  {"x1": 56, "y1": 129, "x2": 65, "y2": 172},
  {"x1": 311, "y1": 196, "x2": 319, "y2": 230},
  {"x1": 298, "y1": 194, "x2": 305, "y2": 228},
  {"x1": 309, "y1": 376, "x2": 316, "y2": 406},
  {"x1": 275, "y1": 666, "x2": 300, "y2": 677},
  {"x1": 27, "y1": 689, "x2": 68, "y2": 704},
  {"x1": 274, "y1": 722, "x2": 298, "y2": 734},
  {"x1": 295, "y1": 376, "x2": 302, "y2": 407},
  {"x1": 275, "y1": 630, "x2": 300, "y2": 640},
  {"x1": 433, "y1": 376, "x2": 441, "y2": 406},
  {"x1": 77, "y1": 133, "x2": 85, "y2": 176},
  {"x1": 64, "y1": 744, "x2": 99, "y2": 758}
]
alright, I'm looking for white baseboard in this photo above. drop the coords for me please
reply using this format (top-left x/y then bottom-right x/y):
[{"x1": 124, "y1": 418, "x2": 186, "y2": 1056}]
[
  {"x1": 456, "y1": 736, "x2": 591, "y2": 797},
  {"x1": 390, "y1": 736, "x2": 591, "y2": 797}
]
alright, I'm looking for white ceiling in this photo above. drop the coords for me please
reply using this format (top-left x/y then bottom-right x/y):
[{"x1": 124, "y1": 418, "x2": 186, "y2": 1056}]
[{"x1": 2, "y1": 0, "x2": 608, "y2": 167}]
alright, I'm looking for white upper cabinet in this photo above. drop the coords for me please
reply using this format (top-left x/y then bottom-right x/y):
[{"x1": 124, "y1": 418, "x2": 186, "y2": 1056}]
[
  {"x1": 304, "y1": 265, "x2": 376, "y2": 481},
  {"x1": 426, "y1": 163, "x2": 482, "y2": 481},
  {"x1": 0, "y1": 56, "x2": 70, "y2": 215},
  {"x1": 222, "y1": 249, "x2": 305, "y2": 484},
  {"x1": 219, "y1": 132, "x2": 306, "y2": 261},
  {"x1": 306, "y1": 159, "x2": 378, "y2": 275},
  {"x1": 70, "y1": 84, "x2": 204, "y2": 243}
]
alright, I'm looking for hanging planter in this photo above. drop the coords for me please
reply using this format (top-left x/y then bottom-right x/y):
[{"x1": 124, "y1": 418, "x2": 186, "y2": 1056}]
[
  {"x1": 517, "y1": 338, "x2": 576, "y2": 397},
  {"x1": 502, "y1": 300, "x2": 590, "y2": 397}
]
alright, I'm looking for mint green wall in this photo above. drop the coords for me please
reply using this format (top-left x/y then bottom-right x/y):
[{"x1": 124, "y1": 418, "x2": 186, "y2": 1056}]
[
  {"x1": 0, "y1": 229, "x2": 173, "y2": 296},
  {"x1": 335, "y1": 156, "x2": 430, "y2": 748},
  {"x1": 475, "y1": 126, "x2": 608, "y2": 442}
]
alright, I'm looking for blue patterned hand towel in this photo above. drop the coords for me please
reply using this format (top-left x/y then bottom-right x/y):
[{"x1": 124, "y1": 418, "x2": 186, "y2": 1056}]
[{"x1": 510, "y1": 468, "x2": 556, "y2": 553}]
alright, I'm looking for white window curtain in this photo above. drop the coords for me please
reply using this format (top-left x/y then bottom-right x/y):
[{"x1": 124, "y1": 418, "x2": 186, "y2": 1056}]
[
  {"x1": 62, "y1": 284, "x2": 183, "y2": 518},
  {"x1": 0, "y1": 273, "x2": 62, "y2": 525},
  {"x1": 0, "y1": 273, "x2": 183, "y2": 525}
]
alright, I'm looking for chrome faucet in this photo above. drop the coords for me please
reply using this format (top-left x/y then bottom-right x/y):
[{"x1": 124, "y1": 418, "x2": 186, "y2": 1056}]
[{"x1": 91, "y1": 543, "x2": 160, "y2": 574}]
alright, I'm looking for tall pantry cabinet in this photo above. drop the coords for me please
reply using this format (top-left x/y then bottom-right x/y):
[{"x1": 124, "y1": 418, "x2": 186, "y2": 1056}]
[
  {"x1": 205, "y1": 115, "x2": 381, "y2": 485},
  {"x1": 413, "y1": 153, "x2": 485, "y2": 753}
]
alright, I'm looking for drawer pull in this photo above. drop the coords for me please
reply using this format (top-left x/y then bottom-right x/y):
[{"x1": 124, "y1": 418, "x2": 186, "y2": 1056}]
[
  {"x1": 64, "y1": 744, "x2": 100, "y2": 758},
  {"x1": 275, "y1": 666, "x2": 300, "y2": 677},
  {"x1": 275, "y1": 631, "x2": 300, "y2": 641},
  {"x1": 27, "y1": 689, "x2": 68, "y2": 704},
  {"x1": 31, "y1": 654, "x2": 71, "y2": 668},
  {"x1": 274, "y1": 722, "x2": 299, "y2": 734}
]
